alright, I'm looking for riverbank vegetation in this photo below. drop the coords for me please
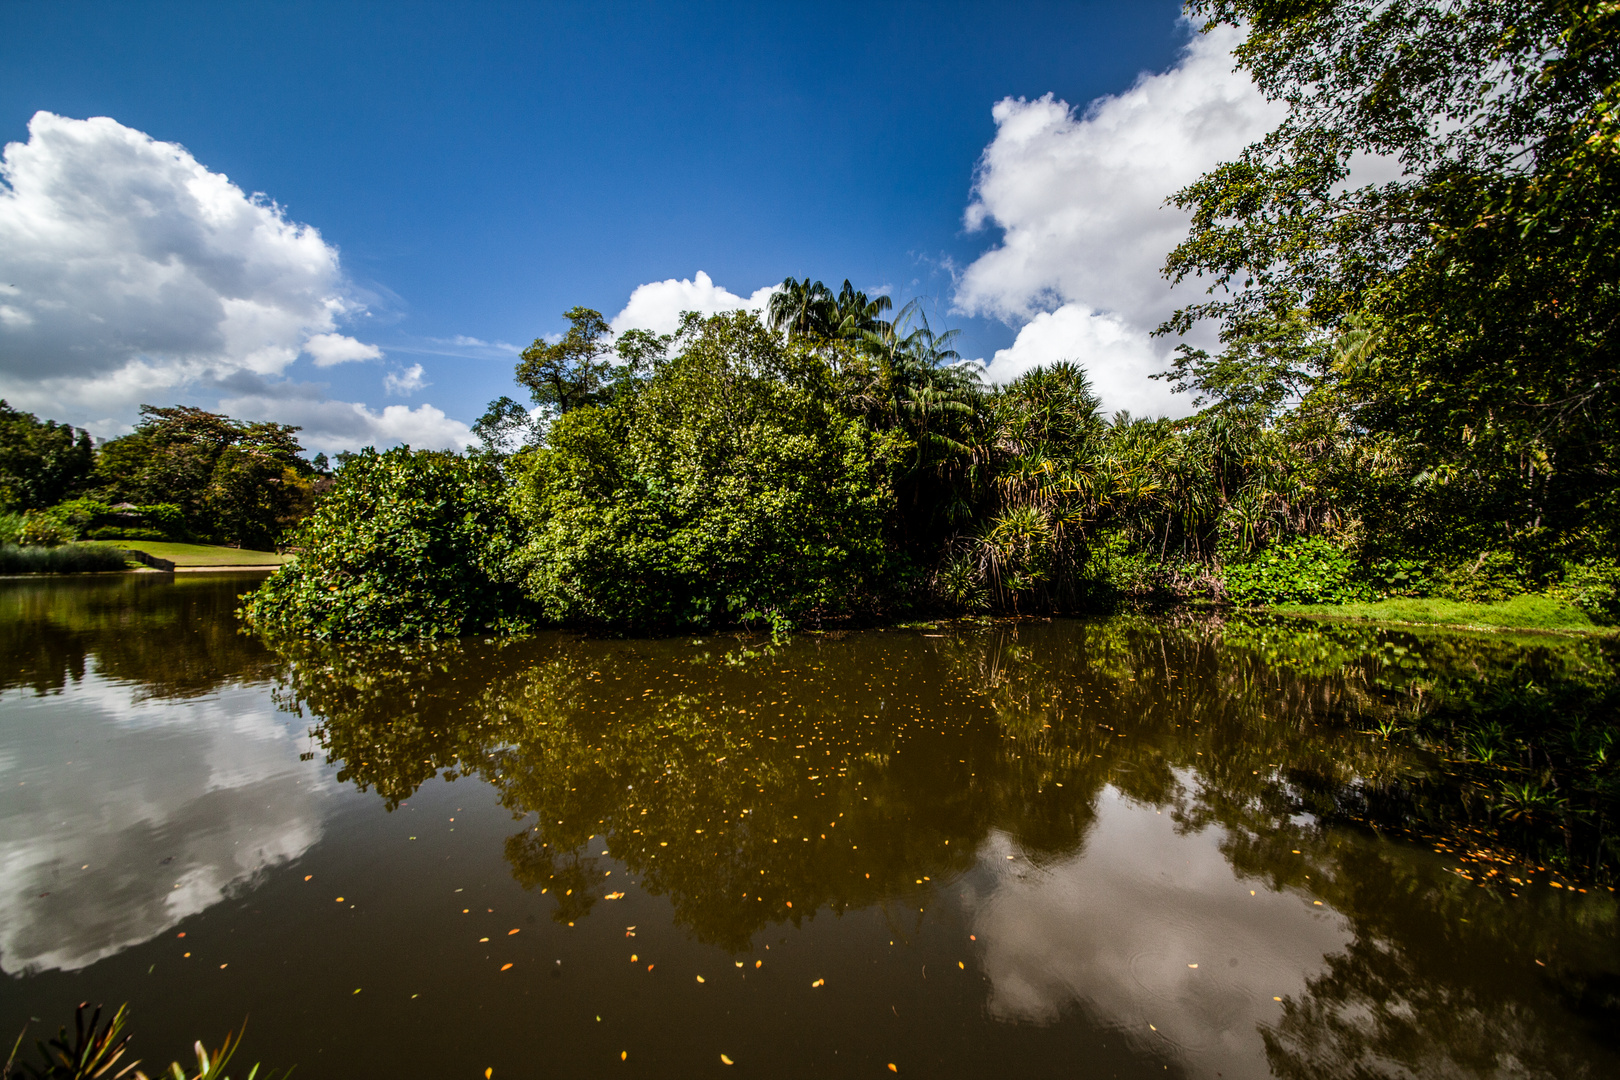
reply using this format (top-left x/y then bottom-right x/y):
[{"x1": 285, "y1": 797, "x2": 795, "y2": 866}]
[
  {"x1": 237, "y1": 0, "x2": 1620, "y2": 640},
  {"x1": 0, "y1": 544, "x2": 132, "y2": 575},
  {"x1": 1, "y1": 402, "x2": 321, "y2": 556}
]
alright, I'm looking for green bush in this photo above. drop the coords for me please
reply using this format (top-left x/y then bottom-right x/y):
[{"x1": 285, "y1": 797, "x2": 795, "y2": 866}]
[
  {"x1": 1222, "y1": 534, "x2": 1372, "y2": 606},
  {"x1": 18, "y1": 509, "x2": 73, "y2": 547},
  {"x1": 1366, "y1": 557, "x2": 1430, "y2": 598},
  {"x1": 1432, "y1": 550, "x2": 1528, "y2": 603},
  {"x1": 1548, "y1": 557, "x2": 1620, "y2": 625},
  {"x1": 515, "y1": 312, "x2": 897, "y2": 631},
  {"x1": 0, "y1": 543, "x2": 131, "y2": 574},
  {"x1": 240, "y1": 447, "x2": 531, "y2": 640},
  {"x1": 84, "y1": 525, "x2": 168, "y2": 541},
  {"x1": 0, "y1": 511, "x2": 22, "y2": 546}
]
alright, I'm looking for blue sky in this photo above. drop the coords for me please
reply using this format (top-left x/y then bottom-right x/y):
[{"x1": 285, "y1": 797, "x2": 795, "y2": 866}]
[{"x1": 0, "y1": 1, "x2": 1278, "y2": 451}]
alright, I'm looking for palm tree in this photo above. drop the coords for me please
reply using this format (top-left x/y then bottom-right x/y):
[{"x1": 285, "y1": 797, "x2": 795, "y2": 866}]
[
  {"x1": 767, "y1": 278, "x2": 893, "y2": 344},
  {"x1": 828, "y1": 280, "x2": 893, "y2": 340},
  {"x1": 766, "y1": 278, "x2": 834, "y2": 340}
]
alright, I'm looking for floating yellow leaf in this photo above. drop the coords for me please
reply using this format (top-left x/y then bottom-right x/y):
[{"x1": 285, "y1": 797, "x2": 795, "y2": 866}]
[
  {"x1": 631, "y1": 954, "x2": 638, "y2": 962},
  {"x1": 1188, "y1": 963, "x2": 1198, "y2": 969},
  {"x1": 696, "y1": 975, "x2": 706, "y2": 983},
  {"x1": 720, "y1": 1054, "x2": 734, "y2": 1066},
  {"x1": 888, "y1": 1065, "x2": 898, "y2": 1073},
  {"x1": 335, "y1": 897, "x2": 344, "y2": 902},
  {"x1": 500, "y1": 963, "x2": 513, "y2": 971},
  {"x1": 811, "y1": 978, "x2": 825, "y2": 987},
  {"x1": 755, "y1": 960, "x2": 762, "y2": 968},
  {"x1": 605, "y1": 891, "x2": 626, "y2": 900},
  {"x1": 485, "y1": 1070, "x2": 492, "y2": 1079},
  {"x1": 620, "y1": 1052, "x2": 627, "y2": 1061},
  {"x1": 957, "y1": 961, "x2": 964, "y2": 969}
]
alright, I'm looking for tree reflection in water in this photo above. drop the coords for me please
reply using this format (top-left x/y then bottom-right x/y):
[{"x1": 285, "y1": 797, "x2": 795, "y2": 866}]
[
  {"x1": 271, "y1": 615, "x2": 1620, "y2": 1077},
  {"x1": 0, "y1": 573, "x2": 278, "y2": 700}
]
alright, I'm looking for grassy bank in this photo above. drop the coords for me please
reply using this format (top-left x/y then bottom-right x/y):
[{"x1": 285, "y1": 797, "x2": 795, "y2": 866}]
[
  {"x1": 1269, "y1": 593, "x2": 1610, "y2": 634},
  {"x1": 84, "y1": 540, "x2": 291, "y2": 567},
  {"x1": 0, "y1": 544, "x2": 133, "y2": 574}
]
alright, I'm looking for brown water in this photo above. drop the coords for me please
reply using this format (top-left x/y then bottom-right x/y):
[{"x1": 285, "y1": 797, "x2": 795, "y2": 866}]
[{"x1": 1, "y1": 574, "x2": 1617, "y2": 1078}]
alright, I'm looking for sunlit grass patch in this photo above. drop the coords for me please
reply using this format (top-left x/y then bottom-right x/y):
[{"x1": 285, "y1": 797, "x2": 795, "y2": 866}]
[
  {"x1": 83, "y1": 539, "x2": 291, "y2": 566},
  {"x1": 1271, "y1": 593, "x2": 1605, "y2": 633}
]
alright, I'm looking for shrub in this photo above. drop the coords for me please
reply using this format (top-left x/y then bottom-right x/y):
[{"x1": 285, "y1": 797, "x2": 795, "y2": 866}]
[
  {"x1": 1366, "y1": 557, "x2": 1431, "y2": 598},
  {"x1": 1548, "y1": 557, "x2": 1620, "y2": 625},
  {"x1": 1432, "y1": 550, "x2": 1528, "y2": 603},
  {"x1": 84, "y1": 525, "x2": 168, "y2": 541},
  {"x1": 18, "y1": 509, "x2": 73, "y2": 547},
  {"x1": 240, "y1": 447, "x2": 531, "y2": 640},
  {"x1": 1222, "y1": 534, "x2": 1372, "y2": 606},
  {"x1": 0, "y1": 543, "x2": 131, "y2": 574},
  {"x1": 516, "y1": 313, "x2": 897, "y2": 631}
]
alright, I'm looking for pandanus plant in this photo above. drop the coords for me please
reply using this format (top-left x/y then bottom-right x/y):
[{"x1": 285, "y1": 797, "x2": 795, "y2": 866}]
[{"x1": 3, "y1": 1004, "x2": 272, "y2": 1080}]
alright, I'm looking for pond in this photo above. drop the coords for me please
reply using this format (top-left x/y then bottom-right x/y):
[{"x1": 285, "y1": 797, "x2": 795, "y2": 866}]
[{"x1": 2, "y1": 574, "x2": 1617, "y2": 1078}]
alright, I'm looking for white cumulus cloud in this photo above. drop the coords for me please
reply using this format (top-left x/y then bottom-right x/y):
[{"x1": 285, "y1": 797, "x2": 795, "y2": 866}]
[
  {"x1": 0, "y1": 112, "x2": 381, "y2": 411},
  {"x1": 0, "y1": 111, "x2": 456, "y2": 450},
  {"x1": 218, "y1": 391, "x2": 473, "y2": 454},
  {"x1": 984, "y1": 306, "x2": 1170, "y2": 416},
  {"x1": 955, "y1": 24, "x2": 1284, "y2": 415},
  {"x1": 383, "y1": 362, "x2": 428, "y2": 396},
  {"x1": 304, "y1": 331, "x2": 383, "y2": 367},
  {"x1": 611, "y1": 270, "x2": 778, "y2": 336}
]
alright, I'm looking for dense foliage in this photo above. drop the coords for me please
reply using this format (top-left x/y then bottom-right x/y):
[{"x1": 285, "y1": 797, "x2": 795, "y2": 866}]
[
  {"x1": 0, "y1": 400, "x2": 94, "y2": 511},
  {"x1": 0, "y1": 402, "x2": 320, "y2": 551},
  {"x1": 240, "y1": 447, "x2": 530, "y2": 640},
  {"x1": 1167, "y1": 0, "x2": 1620, "y2": 571},
  {"x1": 0, "y1": 543, "x2": 131, "y2": 575},
  {"x1": 515, "y1": 312, "x2": 898, "y2": 631},
  {"x1": 93, "y1": 405, "x2": 315, "y2": 549}
]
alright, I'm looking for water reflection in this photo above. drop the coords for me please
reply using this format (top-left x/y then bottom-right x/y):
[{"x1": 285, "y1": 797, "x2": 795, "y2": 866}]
[
  {"x1": 0, "y1": 575, "x2": 278, "y2": 700},
  {"x1": 273, "y1": 616, "x2": 1619, "y2": 1077},
  {"x1": 0, "y1": 576, "x2": 329, "y2": 975},
  {"x1": 5, "y1": 573, "x2": 1613, "y2": 1076}
]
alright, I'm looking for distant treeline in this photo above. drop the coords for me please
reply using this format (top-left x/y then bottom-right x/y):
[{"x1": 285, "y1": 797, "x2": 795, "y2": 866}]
[{"x1": 1, "y1": 401, "x2": 325, "y2": 551}]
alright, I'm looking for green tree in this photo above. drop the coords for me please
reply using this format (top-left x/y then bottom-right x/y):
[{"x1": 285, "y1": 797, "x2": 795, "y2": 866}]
[
  {"x1": 514, "y1": 306, "x2": 616, "y2": 415},
  {"x1": 766, "y1": 278, "x2": 891, "y2": 343},
  {"x1": 470, "y1": 395, "x2": 539, "y2": 456},
  {"x1": 241, "y1": 446, "x2": 531, "y2": 640},
  {"x1": 0, "y1": 400, "x2": 94, "y2": 511},
  {"x1": 515, "y1": 311, "x2": 900, "y2": 630},
  {"x1": 1167, "y1": 0, "x2": 1620, "y2": 558},
  {"x1": 93, "y1": 405, "x2": 312, "y2": 548}
]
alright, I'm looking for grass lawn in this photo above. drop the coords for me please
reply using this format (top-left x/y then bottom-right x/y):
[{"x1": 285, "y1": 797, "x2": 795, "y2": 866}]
[
  {"x1": 85, "y1": 540, "x2": 292, "y2": 567},
  {"x1": 1270, "y1": 593, "x2": 1609, "y2": 634}
]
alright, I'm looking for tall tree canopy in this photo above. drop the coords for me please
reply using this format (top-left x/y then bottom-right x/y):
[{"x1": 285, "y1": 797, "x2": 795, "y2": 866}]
[
  {"x1": 95, "y1": 405, "x2": 312, "y2": 549},
  {"x1": 515, "y1": 306, "x2": 617, "y2": 415},
  {"x1": 0, "y1": 400, "x2": 93, "y2": 511},
  {"x1": 1167, "y1": 0, "x2": 1620, "y2": 555},
  {"x1": 767, "y1": 278, "x2": 893, "y2": 343}
]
